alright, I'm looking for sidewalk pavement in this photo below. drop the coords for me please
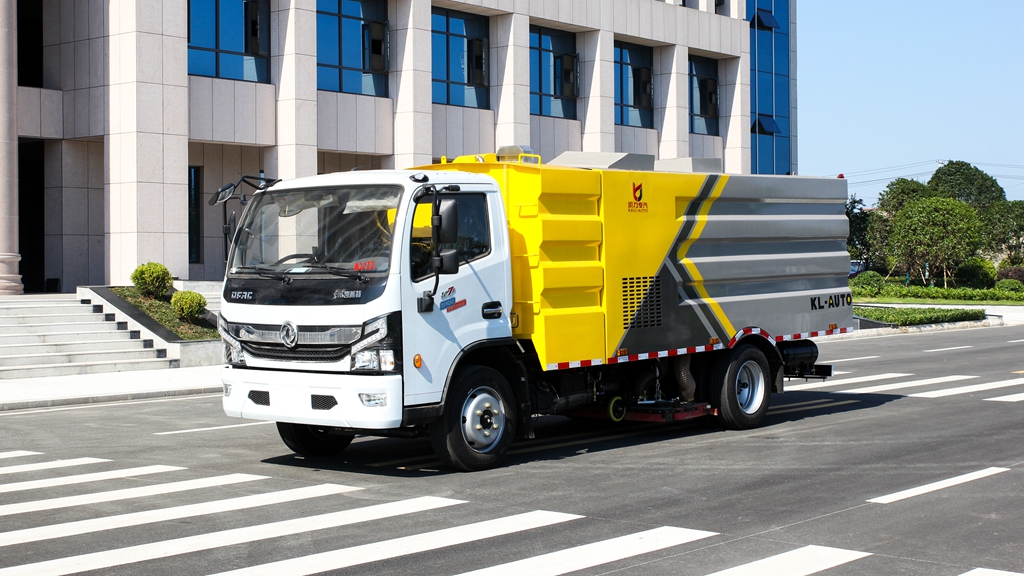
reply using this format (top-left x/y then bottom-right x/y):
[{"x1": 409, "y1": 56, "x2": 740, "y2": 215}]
[{"x1": 1, "y1": 304, "x2": 1019, "y2": 412}]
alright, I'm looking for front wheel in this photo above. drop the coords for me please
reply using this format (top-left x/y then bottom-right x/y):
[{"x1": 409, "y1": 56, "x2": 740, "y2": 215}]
[
  {"x1": 710, "y1": 344, "x2": 771, "y2": 430},
  {"x1": 277, "y1": 422, "x2": 354, "y2": 457},
  {"x1": 430, "y1": 366, "x2": 517, "y2": 471}
]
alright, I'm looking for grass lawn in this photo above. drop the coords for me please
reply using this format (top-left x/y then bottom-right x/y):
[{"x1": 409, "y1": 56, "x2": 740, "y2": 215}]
[
  {"x1": 856, "y1": 297, "x2": 1024, "y2": 306},
  {"x1": 111, "y1": 287, "x2": 219, "y2": 340}
]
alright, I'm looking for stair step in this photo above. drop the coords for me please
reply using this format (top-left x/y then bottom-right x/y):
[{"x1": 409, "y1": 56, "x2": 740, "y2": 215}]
[
  {"x1": 0, "y1": 322, "x2": 125, "y2": 335},
  {"x1": 0, "y1": 304, "x2": 95, "y2": 316},
  {"x1": 0, "y1": 297, "x2": 80, "y2": 305},
  {"x1": 0, "y1": 348, "x2": 165, "y2": 367},
  {"x1": 0, "y1": 331, "x2": 138, "y2": 345},
  {"x1": 0, "y1": 340, "x2": 151, "y2": 356},
  {"x1": 0, "y1": 313, "x2": 111, "y2": 325},
  {"x1": 0, "y1": 358, "x2": 179, "y2": 380}
]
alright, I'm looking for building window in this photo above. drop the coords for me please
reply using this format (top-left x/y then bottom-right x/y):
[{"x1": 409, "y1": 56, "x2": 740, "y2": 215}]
[
  {"x1": 431, "y1": 8, "x2": 489, "y2": 109},
  {"x1": 188, "y1": 167, "x2": 203, "y2": 264},
  {"x1": 530, "y1": 26, "x2": 577, "y2": 120},
  {"x1": 316, "y1": 0, "x2": 388, "y2": 96},
  {"x1": 188, "y1": 0, "x2": 271, "y2": 83},
  {"x1": 747, "y1": 0, "x2": 791, "y2": 174},
  {"x1": 689, "y1": 56, "x2": 719, "y2": 136},
  {"x1": 613, "y1": 41, "x2": 653, "y2": 128}
]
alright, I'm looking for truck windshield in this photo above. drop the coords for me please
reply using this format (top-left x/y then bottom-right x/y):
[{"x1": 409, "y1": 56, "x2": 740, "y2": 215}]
[{"x1": 229, "y1": 185, "x2": 402, "y2": 276}]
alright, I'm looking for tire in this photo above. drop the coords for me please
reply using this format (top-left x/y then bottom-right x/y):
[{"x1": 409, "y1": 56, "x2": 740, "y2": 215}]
[
  {"x1": 710, "y1": 344, "x2": 771, "y2": 430},
  {"x1": 276, "y1": 422, "x2": 354, "y2": 457},
  {"x1": 429, "y1": 365, "x2": 517, "y2": 471}
]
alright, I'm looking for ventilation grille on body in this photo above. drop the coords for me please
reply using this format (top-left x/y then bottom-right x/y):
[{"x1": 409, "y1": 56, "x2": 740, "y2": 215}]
[
  {"x1": 247, "y1": 390, "x2": 270, "y2": 406},
  {"x1": 311, "y1": 395, "x2": 338, "y2": 411},
  {"x1": 622, "y1": 276, "x2": 663, "y2": 329}
]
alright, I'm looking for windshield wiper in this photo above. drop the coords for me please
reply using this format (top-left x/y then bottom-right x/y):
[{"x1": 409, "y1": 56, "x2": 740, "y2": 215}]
[
  {"x1": 234, "y1": 265, "x2": 293, "y2": 285},
  {"x1": 304, "y1": 263, "x2": 370, "y2": 284}
]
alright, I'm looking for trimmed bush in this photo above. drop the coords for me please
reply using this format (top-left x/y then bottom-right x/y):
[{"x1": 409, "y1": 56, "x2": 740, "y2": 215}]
[
  {"x1": 853, "y1": 306, "x2": 986, "y2": 326},
  {"x1": 170, "y1": 290, "x2": 207, "y2": 322},
  {"x1": 955, "y1": 257, "x2": 997, "y2": 289},
  {"x1": 849, "y1": 270, "x2": 884, "y2": 296},
  {"x1": 998, "y1": 267, "x2": 1024, "y2": 283},
  {"x1": 877, "y1": 284, "x2": 1024, "y2": 302},
  {"x1": 995, "y1": 279, "x2": 1024, "y2": 293},
  {"x1": 130, "y1": 262, "x2": 173, "y2": 297}
]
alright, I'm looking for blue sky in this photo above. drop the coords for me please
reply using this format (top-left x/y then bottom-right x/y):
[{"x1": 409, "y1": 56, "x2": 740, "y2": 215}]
[{"x1": 797, "y1": 1, "x2": 1024, "y2": 204}]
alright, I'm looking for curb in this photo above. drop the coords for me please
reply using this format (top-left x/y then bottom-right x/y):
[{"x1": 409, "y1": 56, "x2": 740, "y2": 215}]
[
  {"x1": 814, "y1": 317, "x2": 1004, "y2": 341},
  {"x1": 0, "y1": 386, "x2": 224, "y2": 412}
]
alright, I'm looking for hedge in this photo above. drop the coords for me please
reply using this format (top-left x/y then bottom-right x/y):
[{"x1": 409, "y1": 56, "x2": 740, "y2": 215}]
[
  {"x1": 853, "y1": 306, "x2": 986, "y2": 326},
  {"x1": 876, "y1": 284, "x2": 1024, "y2": 302}
]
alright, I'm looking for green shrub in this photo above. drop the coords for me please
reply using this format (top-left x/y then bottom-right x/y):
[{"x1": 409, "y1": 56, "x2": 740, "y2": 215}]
[
  {"x1": 995, "y1": 279, "x2": 1024, "y2": 293},
  {"x1": 849, "y1": 270, "x2": 884, "y2": 296},
  {"x1": 130, "y1": 262, "x2": 173, "y2": 297},
  {"x1": 877, "y1": 284, "x2": 1024, "y2": 302},
  {"x1": 853, "y1": 306, "x2": 986, "y2": 326},
  {"x1": 170, "y1": 290, "x2": 207, "y2": 322},
  {"x1": 955, "y1": 257, "x2": 997, "y2": 289}
]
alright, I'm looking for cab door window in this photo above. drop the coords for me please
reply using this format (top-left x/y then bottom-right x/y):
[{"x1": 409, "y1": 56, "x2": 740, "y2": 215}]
[{"x1": 409, "y1": 194, "x2": 490, "y2": 281}]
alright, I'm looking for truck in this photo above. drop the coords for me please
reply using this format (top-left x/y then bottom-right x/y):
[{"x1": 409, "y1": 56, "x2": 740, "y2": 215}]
[{"x1": 216, "y1": 147, "x2": 852, "y2": 471}]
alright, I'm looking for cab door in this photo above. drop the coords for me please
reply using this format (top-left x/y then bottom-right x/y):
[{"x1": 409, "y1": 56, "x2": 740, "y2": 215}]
[{"x1": 400, "y1": 186, "x2": 512, "y2": 406}]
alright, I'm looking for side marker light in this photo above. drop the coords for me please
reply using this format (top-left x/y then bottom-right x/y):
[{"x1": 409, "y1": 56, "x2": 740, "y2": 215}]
[{"x1": 413, "y1": 354, "x2": 423, "y2": 369}]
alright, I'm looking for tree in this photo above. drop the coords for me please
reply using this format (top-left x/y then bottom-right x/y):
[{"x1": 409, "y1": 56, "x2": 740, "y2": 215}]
[
  {"x1": 888, "y1": 197, "x2": 981, "y2": 287},
  {"x1": 984, "y1": 200, "x2": 1024, "y2": 266},
  {"x1": 877, "y1": 178, "x2": 938, "y2": 215},
  {"x1": 845, "y1": 195, "x2": 871, "y2": 261},
  {"x1": 927, "y1": 160, "x2": 1006, "y2": 212}
]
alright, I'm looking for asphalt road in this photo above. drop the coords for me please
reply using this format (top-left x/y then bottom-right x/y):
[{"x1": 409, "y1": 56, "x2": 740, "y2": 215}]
[{"x1": 1, "y1": 324, "x2": 1023, "y2": 576}]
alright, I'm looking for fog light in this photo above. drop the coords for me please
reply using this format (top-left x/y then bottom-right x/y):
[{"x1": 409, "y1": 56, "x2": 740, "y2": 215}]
[
  {"x1": 353, "y1": 350, "x2": 380, "y2": 370},
  {"x1": 359, "y1": 392, "x2": 387, "y2": 407},
  {"x1": 379, "y1": 350, "x2": 395, "y2": 371},
  {"x1": 223, "y1": 383, "x2": 232, "y2": 397}
]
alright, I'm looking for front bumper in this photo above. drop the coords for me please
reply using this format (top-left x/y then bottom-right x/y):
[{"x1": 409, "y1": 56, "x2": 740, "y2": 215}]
[{"x1": 221, "y1": 367, "x2": 403, "y2": 429}]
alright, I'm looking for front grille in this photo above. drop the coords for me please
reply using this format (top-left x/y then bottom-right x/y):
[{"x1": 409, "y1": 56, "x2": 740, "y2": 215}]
[
  {"x1": 622, "y1": 276, "x2": 663, "y2": 329},
  {"x1": 240, "y1": 341, "x2": 350, "y2": 362},
  {"x1": 248, "y1": 390, "x2": 270, "y2": 406},
  {"x1": 311, "y1": 395, "x2": 338, "y2": 410}
]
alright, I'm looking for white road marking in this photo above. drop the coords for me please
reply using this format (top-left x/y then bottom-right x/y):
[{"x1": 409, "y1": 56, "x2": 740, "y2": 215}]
[
  {"x1": 985, "y1": 392, "x2": 1024, "y2": 403},
  {"x1": 819, "y1": 356, "x2": 879, "y2": 363},
  {"x1": 909, "y1": 378, "x2": 1024, "y2": 399},
  {"x1": 1006, "y1": 339, "x2": 1024, "y2": 344},
  {"x1": 452, "y1": 526, "x2": 718, "y2": 576},
  {"x1": 0, "y1": 451, "x2": 42, "y2": 460},
  {"x1": 0, "y1": 484, "x2": 359, "y2": 547},
  {"x1": 0, "y1": 457, "x2": 109, "y2": 476},
  {"x1": 703, "y1": 545, "x2": 871, "y2": 576},
  {"x1": 958, "y1": 569, "x2": 1024, "y2": 576},
  {"x1": 833, "y1": 371, "x2": 852, "y2": 375},
  {"x1": 786, "y1": 373, "x2": 912, "y2": 392},
  {"x1": 867, "y1": 467, "x2": 1010, "y2": 504},
  {"x1": 206, "y1": 510, "x2": 583, "y2": 576},
  {"x1": 0, "y1": 496, "x2": 464, "y2": 576},
  {"x1": 840, "y1": 375, "x2": 978, "y2": 395},
  {"x1": 0, "y1": 473, "x2": 267, "y2": 517},
  {"x1": 154, "y1": 421, "x2": 276, "y2": 435},
  {"x1": 924, "y1": 345, "x2": 974, "y2": 353},
  {"x1": 0, "y1": 465, "x2": 184, "y2": 495}
]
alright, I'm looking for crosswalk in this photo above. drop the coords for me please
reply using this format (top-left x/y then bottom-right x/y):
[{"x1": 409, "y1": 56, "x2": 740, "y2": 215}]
[
  {"x1": 0, "y1": 450, "x2": 1019, "y2": 576},
  {"x1": 785, "y1": 372, "x2": 1024, "y2": 402}
]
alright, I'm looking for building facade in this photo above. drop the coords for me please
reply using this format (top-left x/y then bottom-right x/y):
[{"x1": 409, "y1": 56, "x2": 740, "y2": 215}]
[{"x1": 1, "y1": 0, "x2": 796, "y2": 294}]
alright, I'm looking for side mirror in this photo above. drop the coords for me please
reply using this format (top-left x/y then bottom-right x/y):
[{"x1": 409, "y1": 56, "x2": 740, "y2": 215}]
[
  {"x1": 436, "y1": 198, "x2": 459, "y2": 245},
  {"x1": 432, "y1": 249, "x2": 460, "y2": 275},
  {"x1": 210, "y1": 183, "x2": 236, "y2": 205}
]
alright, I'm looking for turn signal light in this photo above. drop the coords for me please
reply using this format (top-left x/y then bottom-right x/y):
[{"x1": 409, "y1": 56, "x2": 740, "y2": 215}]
[{"x1": 413, "y1": 354, "x2": 423, "y2": 368}]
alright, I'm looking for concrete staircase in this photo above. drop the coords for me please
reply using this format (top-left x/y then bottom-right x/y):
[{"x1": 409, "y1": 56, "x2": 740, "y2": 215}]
[{"x1": 0, "y1": 295, "x2": 177, "y2": 379}]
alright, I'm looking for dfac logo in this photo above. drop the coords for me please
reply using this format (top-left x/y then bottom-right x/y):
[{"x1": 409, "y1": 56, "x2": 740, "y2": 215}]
[
  {"x1": 627, "y1": 182, "x2": 649, "y2": 213},
  {"x1": 280, "y1": 321, "x2": 298, "y2": 348}
]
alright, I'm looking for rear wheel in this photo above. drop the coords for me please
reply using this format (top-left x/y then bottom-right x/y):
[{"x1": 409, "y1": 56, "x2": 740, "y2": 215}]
[
  {"x1": 276, "y1": 422, "x2": 354, "y2": 457},
  {"x1": 430, "y1": 365, "x2": 517, "y2": 471},
  {"x1": 710, "y1": 344, "x2": 771, "y2": 430}
]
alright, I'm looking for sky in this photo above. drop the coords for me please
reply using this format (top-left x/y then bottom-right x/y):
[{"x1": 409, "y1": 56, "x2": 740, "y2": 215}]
[{"x1": 797, "y1": 1, "x2": 1024, "y2": 205}]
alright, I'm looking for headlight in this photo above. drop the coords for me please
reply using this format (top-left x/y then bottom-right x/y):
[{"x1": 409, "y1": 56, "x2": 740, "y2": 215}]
[
  {"x1": 219, "y1": 314, "x2": 245, "y2": 366},
  {"x1": 351, "y1": 317, "x2": 388, "y2": 354},
  {"x1": 353, "y1": 350, "x2": 380, "y2": 371}
]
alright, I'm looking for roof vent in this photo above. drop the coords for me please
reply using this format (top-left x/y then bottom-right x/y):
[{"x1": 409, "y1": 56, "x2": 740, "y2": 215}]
[{"x1": 548, "y1": 151, "x2": 655, "y2": 171}]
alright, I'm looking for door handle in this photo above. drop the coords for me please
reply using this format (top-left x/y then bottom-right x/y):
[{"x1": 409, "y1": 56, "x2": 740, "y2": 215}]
[{"x1": 482, "y1": 301, "x2": 502, "y2": 319}]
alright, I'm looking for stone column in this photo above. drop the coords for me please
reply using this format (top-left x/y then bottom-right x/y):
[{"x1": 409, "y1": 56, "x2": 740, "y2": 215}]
[
  {"x1": 580, "y1": 29, "x2": 614, "y2": 152},
  {"x1": 106, "y1": 0, "x2": 190, "y2": 284},
  {"x1": 490, "y1": 13, "x2": 530, "y2": 150},
  {"x1": 0, "y1": 2, "x2": 23, "y2": 294},
  {"x1": 387, "y1": 0, "x2": 432, "y2": 169},
  {"x1": 654, "y1": 45, "x2": 689, "y2": 161},
  {"x1": 719, "y1": 54, "x2": 750, "y2": 174},
  {"x1": 263, "y1": 0, "x2": 318, "y2": 180}
]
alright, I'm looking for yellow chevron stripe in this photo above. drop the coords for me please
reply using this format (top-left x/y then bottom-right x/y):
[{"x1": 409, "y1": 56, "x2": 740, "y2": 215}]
[{"x1": 678, "y1": 175, "x2": 736, "y2": 337}]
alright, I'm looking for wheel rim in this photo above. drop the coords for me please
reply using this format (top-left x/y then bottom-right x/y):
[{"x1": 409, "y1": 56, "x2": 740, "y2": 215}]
[
  {"x1": 735, "y1": 360, "x2": 765, "y2": 414},
  {"x1": 460, "y1": 386, "x2": 506, "y2": 453}
]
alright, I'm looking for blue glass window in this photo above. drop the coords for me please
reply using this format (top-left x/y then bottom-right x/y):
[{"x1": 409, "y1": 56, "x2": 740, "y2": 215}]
[
  {"x1": 689, "y1": 56, "x2": 719, "y2": 136},
  {"x1": 316, "y1": 0, "x2": 388, "y2": 96},
  {"x1": 188, "y1": 167, "x2": 203, "y2": 264},
  {"x1": 431, "y1": 8, "x2": 489, "y2": 109},
  {"x1": 529, "y1": 26, "x2": 576, "y2": 120},
  {"x1": 748, "y1": 0, "x2": 791, "y2": 174},
  {"x1": 188, "y1": 0, "x2": 270, "y2": 83},
  {"x1": 613, "y1": 41, "x2": 653, "y2": 128}
]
